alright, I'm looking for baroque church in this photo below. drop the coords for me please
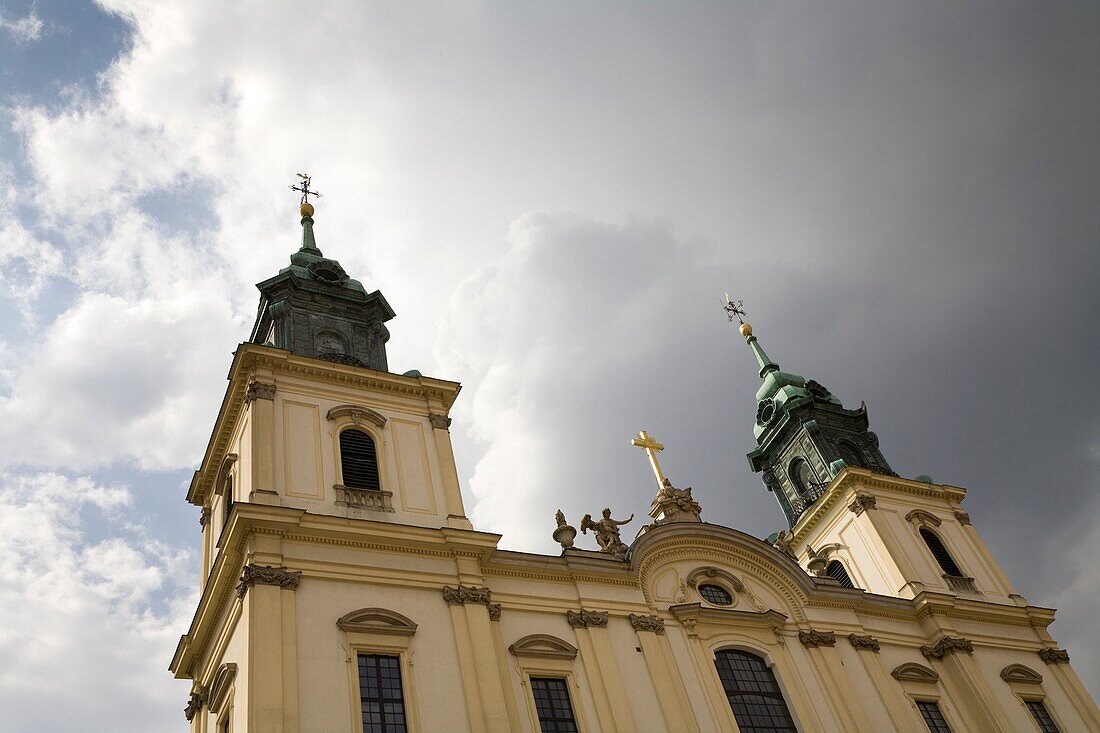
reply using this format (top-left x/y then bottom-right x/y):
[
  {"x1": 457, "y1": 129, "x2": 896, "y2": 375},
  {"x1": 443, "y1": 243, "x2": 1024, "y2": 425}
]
[{"x1": 171, "y1": 193, "x2": 1100, "y2": 732}]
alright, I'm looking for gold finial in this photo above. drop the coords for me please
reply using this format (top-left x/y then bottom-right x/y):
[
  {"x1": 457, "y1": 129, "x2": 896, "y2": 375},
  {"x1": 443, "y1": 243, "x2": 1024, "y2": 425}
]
[
  {"x1": 300, "y1": 202, "x2": 315, "y2": 217},
  {"x1": 739, "y1": 322, "x2": 752, "y2": 336}
]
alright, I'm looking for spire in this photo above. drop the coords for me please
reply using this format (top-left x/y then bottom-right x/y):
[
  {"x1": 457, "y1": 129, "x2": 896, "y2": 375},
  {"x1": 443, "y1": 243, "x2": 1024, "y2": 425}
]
[
  {"x1": 722, "y1": 295, "x2": 779, "y2": 378},
  {"x1": 299, "y1": 202, "x2": 322, "y2": 255}
]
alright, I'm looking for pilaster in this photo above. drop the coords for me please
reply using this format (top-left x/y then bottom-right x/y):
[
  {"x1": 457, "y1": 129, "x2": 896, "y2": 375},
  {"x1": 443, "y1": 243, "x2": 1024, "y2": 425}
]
[
  {"x1": 567, "y1": 611, "x2": 636, "y2": 732},
  {"x1": 797, "y1": 630, "x2": 876, "y2": 731},
  {"x1": 427, "y1": 411, "x2": 472, "y2": 529},
  {"x1": 246, "y1": 378, "x2": 279, "y2": 503},
  {"x1": 629, "y1": 615, "x2": 700, "y2": 733},
  {"x1": 240, "y1": 563, "x2": 301, "y2": 733}
]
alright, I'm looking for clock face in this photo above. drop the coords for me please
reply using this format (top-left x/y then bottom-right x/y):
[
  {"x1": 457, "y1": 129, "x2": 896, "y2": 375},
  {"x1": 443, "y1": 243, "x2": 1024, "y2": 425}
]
[{"x1": 757, "y1": 400, "x2": 776, "y2": 425}]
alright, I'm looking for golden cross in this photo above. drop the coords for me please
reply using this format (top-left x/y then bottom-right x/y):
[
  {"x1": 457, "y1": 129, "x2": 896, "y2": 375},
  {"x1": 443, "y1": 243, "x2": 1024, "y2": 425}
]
[{"x1": 631, "y1": 430, "x2": 666, "y2": 487}]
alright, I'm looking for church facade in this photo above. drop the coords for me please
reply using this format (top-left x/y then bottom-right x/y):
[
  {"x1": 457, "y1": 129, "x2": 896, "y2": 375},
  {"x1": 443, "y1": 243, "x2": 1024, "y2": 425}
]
[{"x1": 170, "y1": 199, "x2": 1100, "y2": 733}]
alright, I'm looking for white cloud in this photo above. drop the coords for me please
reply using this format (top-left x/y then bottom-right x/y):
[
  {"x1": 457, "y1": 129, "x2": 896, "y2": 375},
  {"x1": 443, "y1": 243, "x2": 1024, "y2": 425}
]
[
  {"x1": 0, "y1": 5, "x2": 44, "y2": 43},
  {"x1": 0, "y1": 472, "x2": 192, "y2": 732}
]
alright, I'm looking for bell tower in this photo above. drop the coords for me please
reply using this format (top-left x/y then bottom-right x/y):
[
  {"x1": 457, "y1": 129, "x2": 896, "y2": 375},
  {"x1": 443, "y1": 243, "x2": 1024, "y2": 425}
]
[{"x1": 723, "y1": 298, "x2": 893, "y2": 527}]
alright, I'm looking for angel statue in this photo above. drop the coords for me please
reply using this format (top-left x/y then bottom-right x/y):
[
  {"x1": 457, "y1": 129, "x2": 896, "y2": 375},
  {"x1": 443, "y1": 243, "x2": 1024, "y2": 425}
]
[{"x1": 580, "y1": 507, "x2": 634, "y2": 557}]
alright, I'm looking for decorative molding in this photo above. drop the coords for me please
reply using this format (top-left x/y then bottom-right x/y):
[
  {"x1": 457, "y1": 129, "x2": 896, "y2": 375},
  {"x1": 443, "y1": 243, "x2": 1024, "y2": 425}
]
[
  {"x1": 428, "y1": 412, "x2": 452, "y2": 430},
  {"x1": 244, "y1": 381, "x2": 277, "y2": 404},
  {"x1": 199, "y1": 506, "x2": 211, "y2": 527},
  {"x1": 954, "y1": 510, "x2": 972, "y2": 526},
  {"x1": 184, "y1": 690, "x2": 206, "y2": 722},
  {"x1": 215, "y1": 453, "x2": 238, "y2": 496},
  {"x1": 208, "y1": 663, "x2": 237, "y2": 714},
  {"x1": 685, "y1": 566, "x2": 746, "y2": 593},
  {"x1": 921, "y1": 635, "x2": 973, "y2": 660},
  {"x1": 847, "y1": 493, "x2": 877, "y2": 515},
  {"x1": 336, "y1": 608, "x2": 418, "y2": 637},
  {"x1": 1038, "y1": 647, "x2": 1071, "y2": 664},
  {"x1": 1000, "y1": 663, "x2": 1044, "y2": 684},
  {"x1": 334, "y1": 485, "x2": 394, "y2": 512},
  {"x1": 798, "y1": 629, "x2": 837, "y2": 648},
  {"x1": 508, "y1": 634, "x2": 578, "y2": 660},
  {"x1": 566, "y1": 610, "x2": 608, "y2": 628},
  {"x1": 235, "y1": 564, "x2": 302, "y2": 598},
  {"x1": 629, "y1": 613, "x2": 665, "y2": 634},
  {"x1": 442, "y1": 584, "x2": 492, "y2": 606},
  {"x1": 326, "y1": 404, "x2": 386, "y2": 428},
  {"x1": 487, "y1": 603, "x2": 502, "y2": 622},
  {"x1": 891, "y1": 662, "x2": 940, "y2": 683},
  {"x1": 848, "y1": 633, "x2": 881, "y2": 653},
  {"x1": 905, "y1": 509, "x2": 943, "y2": 528}
]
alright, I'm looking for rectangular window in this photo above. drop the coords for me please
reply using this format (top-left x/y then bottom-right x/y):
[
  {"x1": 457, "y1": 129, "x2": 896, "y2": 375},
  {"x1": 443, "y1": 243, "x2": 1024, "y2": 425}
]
[
  {"x1": 530, "y1": 677, "x2": 578, "y2": 733},
  {"x1": 1025, "y1": 700, "x2": 1061, "y2": 733},
  {"x1": 358, "y1": 654, "x2": 407, "y2": 733},
  {"x1": 917, "y1": 700, "x2": 953, "y2": 733}
]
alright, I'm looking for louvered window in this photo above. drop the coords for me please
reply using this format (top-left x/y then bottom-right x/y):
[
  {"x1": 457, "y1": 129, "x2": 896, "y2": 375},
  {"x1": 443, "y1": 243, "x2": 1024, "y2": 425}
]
[
  {"x1": 714, "y1": 650, "x2": 797, "y2": 732},
  {"x1": 916, "y1": 700, "x2": 953, "y2": 732},
  {"x1": 919, "y1": 528, "x2": 963, "y2": 577},
  {"x1": 341, "y1": 429, "x2": 381, "y2": 491},
  {"x1": 825, "y1": 560, "x2": 855, "y2": 588},
  {"x1": 530, "y1": 677, "x2": 578, "y2": 732},
  {"x1": 1025, "y1": 700, "x2": 1061, "y2": 732}
]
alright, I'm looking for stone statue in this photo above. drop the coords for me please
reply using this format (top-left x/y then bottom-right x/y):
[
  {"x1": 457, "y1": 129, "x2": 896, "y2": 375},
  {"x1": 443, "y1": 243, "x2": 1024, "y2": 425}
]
[
  {"x1": 581, "y1": 508, "x2": 634, "y2": 556},
  {"x1": 772, "y1": 530, "x2": 797, "y2": 560},
  {"x1": 552, "y1": 509, "x2": 577, "y2": 550},
  {"x1": 650, "y1": 478, "x2": 702, "y2": 524}
]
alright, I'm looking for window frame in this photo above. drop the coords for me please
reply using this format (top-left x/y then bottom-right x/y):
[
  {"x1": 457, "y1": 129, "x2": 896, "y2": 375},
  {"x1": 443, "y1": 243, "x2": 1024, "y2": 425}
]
[
  {"x1": 357, "y1": 652, "x2": 410, "y2": 733},
  {"x1": 341, "y1": 624, "x2": 421, "y2": 732},
  {"x1": 338, "y1": 425, "x2": 385, "y2": 492},
  {"x1": 914, "y1": 698, "x2": 953, "y2": 732},
  {"x1": 713, "y1": 647, "x2": 800, "y2": 733},
  {"x1": 905, "y1": 695, "x2": 962, "y2": 733},
  {"x1": 918, "y1": 527, "x2": 965, "y2": 578},
  {"x1": 1021, "y1": 697, "x2": 1062, "y2": 733},
  {"x1": 529, "y1": 676, "x2": 581, "y2": 733},
  {"x1": 514, "y1": 657, "x2": 590, "y2": 733}
]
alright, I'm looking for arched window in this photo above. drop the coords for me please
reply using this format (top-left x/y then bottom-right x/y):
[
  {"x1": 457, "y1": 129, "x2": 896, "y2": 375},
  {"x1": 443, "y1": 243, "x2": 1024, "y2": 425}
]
[
  {"x1": 787, "y1": 457, "x2": 815, "y2": 496},
  {"x1": 825, "y1": 560, "x2": 855, "y2": 589},
  {"x1": 714, "y1": 650, "x2": 797, "y2": 732},
  {"x1": 340, "y1": 429, "x2": 382, "y2": 491},
  {"x1": 837, "y1": 440, "x2": 865, "y2": 468},
  {"x1": 920, "y1": 528, "x2": 963, "y2": 577}
]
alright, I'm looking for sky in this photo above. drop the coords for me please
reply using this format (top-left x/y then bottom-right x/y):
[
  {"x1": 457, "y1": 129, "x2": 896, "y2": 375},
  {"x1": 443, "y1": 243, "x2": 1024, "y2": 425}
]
[{"x1": 0, "y1": 1, "x2": 1098, "y2": 730}]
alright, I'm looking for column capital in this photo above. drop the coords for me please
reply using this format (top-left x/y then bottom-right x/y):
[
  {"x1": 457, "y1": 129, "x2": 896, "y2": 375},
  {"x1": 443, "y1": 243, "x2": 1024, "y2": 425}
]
[
  {"x1": 921, "y1": 635, "x2": 973, "y2": 660},
  {"x1": 798, "y1": 629, "x2": 837, "y2": 648},
  {"x1": 236, "y1": 564, "x2": 301, "y2": 598}
]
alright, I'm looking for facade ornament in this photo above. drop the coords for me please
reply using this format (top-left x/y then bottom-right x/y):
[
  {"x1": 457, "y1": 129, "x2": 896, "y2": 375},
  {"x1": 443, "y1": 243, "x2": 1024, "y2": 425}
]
[
  {"x1": 326, "y1": 404, "x2": 386, "y2": 428},
  {"x1": 848, "y1": 634, "x2": 881, "y2": 653},
  {"x1": 891, "y1": 662, "x2": 940, "y2": 683},
  {"x1": 649, "y1": 478, "x2": 703, "y2": 525},
  {"x1": 244, "y1": 381, "x2": 277, "y2": 404},
  {"x1": 954, "y1": 510, "x2": 972, "y2": 526},
  {"x1": 428, "y1": 412, "x2": 452, "y2": 431},
  {"x1": 184, "y1": 690, "x2": 206, "y2": 722},
  {"x1": 629, "y1": 613, "x2": 665, "y2": 635},
  {"x1": 199, "y1": 506, "x2": 211, "y2": 527},
  {"x1": 442, "y1": 584, "x2": 493, "y2": 606},
  {"x1": 770, "y1": 530, "x2": 797, "y2": 560},
  {"x1": 805, "y1": 544, "x2": 841, "y2": 577},
  {"x1": 552, "y1": 510, "x2": 577, "y2": 549},
  {"x1": 921, "y1": 635, "x2": 974, "y2": 660},
  {"x1": 580, "y1": 508, "x2": 634, "y2": 557},
  {"x1": 487, "y1": 603, "x2": 502, "y2": 622},
  {"x1": 566, "y1": 610, "x2": 608, "y2": 628},
  {"x1": 1037, "y1": 647, "x2": 1070, "y2": 664},
  {"x1": 1000, "y1": 664, "x2": 1044, "y2": 683},
  {"x1": 772, "y1": 627, "x2": 787, "y2": 646},
  {"x1": 236, "y1": 564, "x2": 302, "y2": 598},
  {"x1": 905, "y1": 509, "x2": 943, "y2": 528},
  {"x1": 847, "y1": 493, "x2": 877, "y2": 516},
  {"x1": 798, "y1": 629, "x2": 837, "y2": 648}
]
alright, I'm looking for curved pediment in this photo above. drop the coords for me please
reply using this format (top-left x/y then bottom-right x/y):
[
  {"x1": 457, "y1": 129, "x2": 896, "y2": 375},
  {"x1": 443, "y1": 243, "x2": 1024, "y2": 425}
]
[
  {"x1": 208, "y1": 662, "x2": 238, "y2": 713},
  {"x1": 508, "y1": 634, "x2": 578, "y2": 660},
  {"x1": 326, "y1": 404, "x2": 387, "y2": 428},
  {"x1": 337, "y1": 607, "x2": 418, "y2": 636},
  {"x1": 891, "y1": 662, "x2": 939, "y2": 683},
  {"x1": 1000, "y1": 663, "x2": 1043, "y2": 684}
]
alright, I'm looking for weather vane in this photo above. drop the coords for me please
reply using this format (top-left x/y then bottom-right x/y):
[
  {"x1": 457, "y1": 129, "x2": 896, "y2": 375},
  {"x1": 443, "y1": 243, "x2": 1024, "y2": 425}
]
[
  {"x1": 722, "y1": 293, "x2": 746, "y2": 323},
  {"x1": 289, "y1": 173, "x2": 323, "y2": 205}
]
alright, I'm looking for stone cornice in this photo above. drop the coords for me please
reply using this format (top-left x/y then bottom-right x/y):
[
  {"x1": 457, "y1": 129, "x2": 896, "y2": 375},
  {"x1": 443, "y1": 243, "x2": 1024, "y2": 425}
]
[{"x1": 187, "y1": 343, "x2": 461, "y2": 506}]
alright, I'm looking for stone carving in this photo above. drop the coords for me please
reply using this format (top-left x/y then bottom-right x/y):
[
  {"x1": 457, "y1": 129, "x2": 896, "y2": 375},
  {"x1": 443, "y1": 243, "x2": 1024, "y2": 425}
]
[
  {"x1": 184, "y1": 690, "x2": 206, "y2": 722},
  {"x1": 236, "y1": 564, "x2": 302, "y2": 598},
  {"x1": 798, "y1": 629, "x2": 837, "y2": 648},
  {"x1": 553, "y1": 510, "x2": 577, "y2": 549},
  {"x1": 1038, "y1": 647, "x2": 1070, "y2": 664},
  {"x1": 905, "y1": 509, "x2": 942, "y2": 528},
  {"x1": 334, "y1": 485, "x2": 394, "y2": 512},
  {"x1": 1000, "y1": 664, "x2": 1043, "y2": 684},
  {"x1": 848, "y1": 634, "x2": 881, "y2": 653},
  {"x1": 428, "y1": 412, "x2": 452, "y2": 430},
  {"x1": 199, "y1": 506, "x2": 211, "y2": 527},
  {"x1": 244, "y1": 381, "x2": 277, "y2": 404},
  {"x1": 629, "y1": 614, "x2": 665, "y2": 635},
  {"x1": 509, "y1": 634, "x2": 578, "y2": 659},
  {"x1": 337, "y1": 608, "x2": 418, "y2": 636},
  {"x1": 649, "y1": 478, "x2": 702, "y2": 525},
  {"x1": 566, "y1": 610, "x2": 608, "y2": 628},
  {"x1": 580, "y1": 508, "x2": 634, "y2": 557},
  {"x1": 326, "y1": 404, "x2": 386, "y2": 428},
  {"x1": 891, "y1": 662, "x2": 940, "y2": 683},
  {"x1": 771, "y1": 530, "x2": 797, "y2": 560},
  {"x1": 954, "y1": 510, "x2": 972, "y2": 526},
  {"x1": 921, "y1": 636, "x2": 974, "y2": 660},
  {"x1": 847, "y1": 493, "x2": 877, "y2": 516},
  {"x1": 488, "y1": 603, "x2": 502, "y2": 622},
  {"x1": 442, "y1": 584, "x2": 493, "y2": 606},
  {"x1": 805, "y1": 544, "x2": 841, "y2": 577}
]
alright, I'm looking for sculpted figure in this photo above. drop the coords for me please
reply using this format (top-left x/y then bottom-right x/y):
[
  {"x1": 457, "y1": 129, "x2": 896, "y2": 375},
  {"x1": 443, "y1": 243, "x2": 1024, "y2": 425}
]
[
  {"x1": 580, "y1": 508, "x2": 634, "y2": 556},
  {"x1": 772, "y1": 530, "x2": 797, "y2": 560}
]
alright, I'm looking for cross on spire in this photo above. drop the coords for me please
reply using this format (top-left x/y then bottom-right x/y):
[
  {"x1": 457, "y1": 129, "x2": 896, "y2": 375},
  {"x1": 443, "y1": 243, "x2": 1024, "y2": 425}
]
[
  {"x1": 722, "y1": 293, "x2": 746, "y2": 323},
  {"x1": 631, "y1": 429, "x2": 667, "y2": 488},
  {"x1": 290, "y1": 173, "x2": 323, "y2": 205}
]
